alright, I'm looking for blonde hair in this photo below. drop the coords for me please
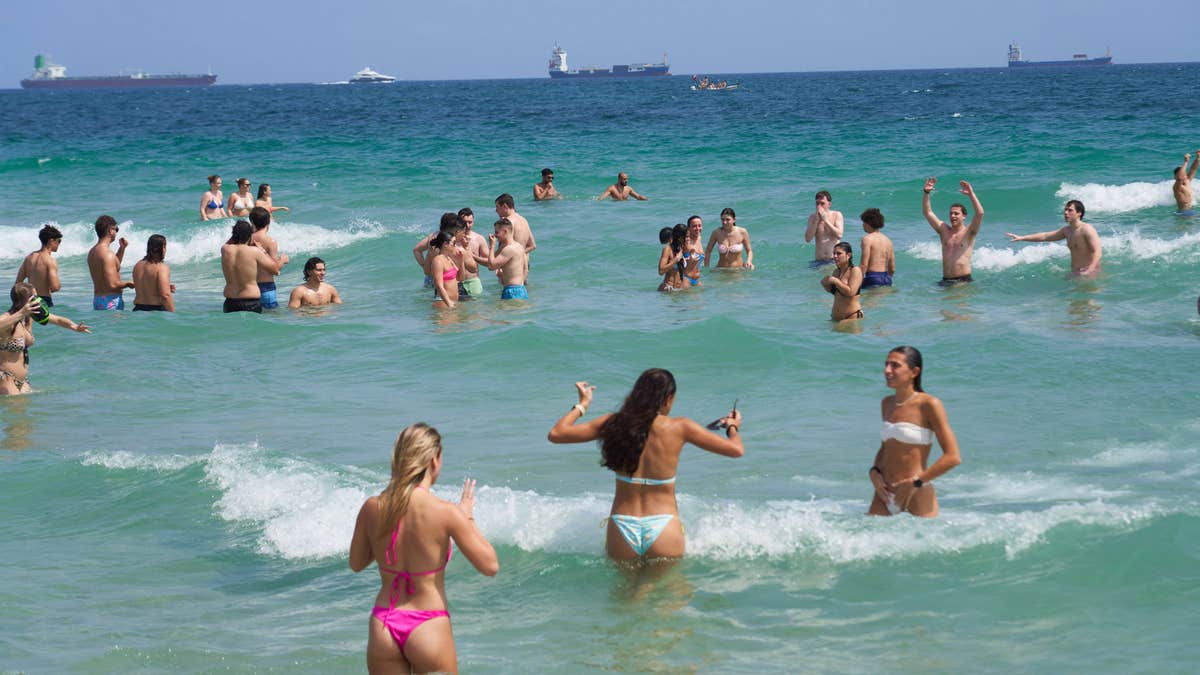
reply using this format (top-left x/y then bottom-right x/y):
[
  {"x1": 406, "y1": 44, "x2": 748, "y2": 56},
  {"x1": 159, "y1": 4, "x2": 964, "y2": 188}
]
[{"x1": 377, "y1": 423, "x2": 442, "y2": 539}]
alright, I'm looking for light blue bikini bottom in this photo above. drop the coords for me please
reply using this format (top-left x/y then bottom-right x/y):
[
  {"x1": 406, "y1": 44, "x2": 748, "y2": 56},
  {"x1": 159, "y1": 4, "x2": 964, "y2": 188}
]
[{"x1": 610, "y1": 514, "x2": 675, "y2": 556}]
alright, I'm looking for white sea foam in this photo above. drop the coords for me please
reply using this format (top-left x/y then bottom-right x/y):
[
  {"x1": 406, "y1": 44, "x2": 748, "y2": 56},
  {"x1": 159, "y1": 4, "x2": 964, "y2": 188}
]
[
  {"x1": 1055, "y1": 179, "x2": 1197, "y2": 214},
  {"x1": 81, "y1": 449, "x2": 203, "y2": 472},
  {"x1": 906, "y1": 230, "x2": 1200, "y2": 271},
  {"x1": 1072, "y1": 441, "x2": 1195, "y2": 468}
]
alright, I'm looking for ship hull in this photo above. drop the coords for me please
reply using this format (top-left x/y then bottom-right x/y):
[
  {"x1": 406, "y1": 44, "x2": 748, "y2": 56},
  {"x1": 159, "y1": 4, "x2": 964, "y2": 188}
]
[
  {"x1": 549, "y1": 66, "x2": 670, "y2": 79},
  {"x1": 1008, "y1": 57, "x2": 1112, "y2": 68},
  {"x1": 20, "y1": 75, "x2": 217, "y2": 89}
]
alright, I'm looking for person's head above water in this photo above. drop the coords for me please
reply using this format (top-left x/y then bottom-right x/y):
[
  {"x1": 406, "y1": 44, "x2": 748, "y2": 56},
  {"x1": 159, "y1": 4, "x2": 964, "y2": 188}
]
[{"x1": 376, "y1": 422, "x2": 443, "y2": 536}]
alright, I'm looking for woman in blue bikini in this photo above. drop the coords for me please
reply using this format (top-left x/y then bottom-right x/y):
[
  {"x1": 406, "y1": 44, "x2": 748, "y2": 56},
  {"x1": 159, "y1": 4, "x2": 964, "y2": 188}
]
[
  {"x1": 200, "y1": 175, "x2": 227, "y2": 221},
  {"x1": 548, "y1": 369, "x2": 744, "y2": 561}
]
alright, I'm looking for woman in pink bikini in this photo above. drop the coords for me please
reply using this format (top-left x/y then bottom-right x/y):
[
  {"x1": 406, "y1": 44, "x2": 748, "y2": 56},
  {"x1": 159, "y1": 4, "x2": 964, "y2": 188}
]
[
  {"x1": 703, "y1": 207, "x2": 754, "y2": 270},
  {"x1": 349, "y1": 423, "x2": 498, "y2": 674}
]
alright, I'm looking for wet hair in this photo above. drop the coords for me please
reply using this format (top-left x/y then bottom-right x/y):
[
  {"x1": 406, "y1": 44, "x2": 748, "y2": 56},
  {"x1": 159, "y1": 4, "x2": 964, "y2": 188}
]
[
  {"x1": 815, "y1": 190, "x2": 832, "y2": 202},
  {"x1": 38, "y1": 225, "x2": 62, "y2": 245},
  {"x1": 687, "y1": 215, "x2": 702, "y2": 227},
  {"x1": 494, "y1": 217, "x2": 513, "y2": 231},
  {"x1": 256, "y1": 183, "x2": 270, "y2": 199},
  {"x1": 598, "y1": 368, "x2": 677, "y2": 475},
  {"x1": 376, "y1": 423, "x2": 443, "y2": 539},
  {"x1": 860, "y1": 208, "x2": 884, "y2": 230},
  {"x1": 94, "y1": 215, "x2": 117, "y2": 238},
  {"x1": 249, "y1": 206, "x2": 271, "y2": 230},
  {"x1": 230, "y1": 220, "x2": 253, "y2": 244},
  {"x1": 430, "y1": 231, "x2": 455, "y2": 250},
  {"x1": 303, "y1": 257, "x2": 324, "y2": 281},
  {"x1": 720, "y1": 207, "x2": 736, "y2": 220},
  {"x1": 671, "y1": 224, "x2": 688, "y2": 253},
  {"x1": 834, "y1": 241, "x2": 854, "y2": 266},
  {"x1": 457, "y1": 207, "x2": 473, "y2": 218},
  {"x1": 1066, "y1": 199, "x2": 1085, "y2": 217},
  {"x1": 143, "y1": 234, "x2": 166, "y2": 264},
  {"x1": 438, "y1": 212, "x2": 465, "y2": 234},
  {"x1": 889, "y1": 345, "x2": 924, "y2": 392},
  {"x1": 494, "y1": 193, "x2": 515, "y2": 209},
  {"x1": 949, "y1": 203, "x2": 968, "y2": 216},
  {"x1": 8, "y1": 282, "x2": 37, "y2": 314},
  {"x1": 658, "y1": 227, "x2": 673, "y2": 245},
  {"x1": 541, "y1": 168, "x2": 554, "y2": 177},
  {"x1": 208, "y1": 174, "x2": 220, "y2": 185}
]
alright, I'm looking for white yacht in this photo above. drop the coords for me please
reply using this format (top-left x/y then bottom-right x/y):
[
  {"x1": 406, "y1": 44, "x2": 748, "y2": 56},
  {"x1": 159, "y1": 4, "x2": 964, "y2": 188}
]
[{"x1": 349, "y1": 67, "x2": 397, "y2": 83}]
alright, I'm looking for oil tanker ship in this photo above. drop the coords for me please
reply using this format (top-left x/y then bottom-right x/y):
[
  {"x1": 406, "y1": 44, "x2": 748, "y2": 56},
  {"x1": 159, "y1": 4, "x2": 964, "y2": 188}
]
[
  {"x1": 547, "y1": 44, "x2": 669, "y2": 79},
  {"x1": 1007, "y1": 43, "x2": 1112, "y2": 67},
  {"x1": 19, "y1": 54, "x2": 217, "y2": 90}
]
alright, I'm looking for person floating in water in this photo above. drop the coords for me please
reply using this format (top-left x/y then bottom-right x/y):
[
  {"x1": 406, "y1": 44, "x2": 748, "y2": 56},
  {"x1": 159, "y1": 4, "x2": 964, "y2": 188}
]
[
  {"x1": 922, "y1": 178, "x2": 985, "y2": 285},
  {"x1": 597, "y1": 173, "x2": 648, "y2": 201},
  {"x1": 1006, "y1": 200, "x2": 1102, "y2": 278},
  {"x1": 1173, "y1": 150, "x2": 1199, "y2": 215}
]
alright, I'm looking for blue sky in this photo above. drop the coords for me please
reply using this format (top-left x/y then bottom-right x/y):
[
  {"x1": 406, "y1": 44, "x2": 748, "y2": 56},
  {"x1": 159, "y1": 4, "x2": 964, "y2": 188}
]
[{"x1": 2, "y1": 0, "x2": 1195, "y2": 86}]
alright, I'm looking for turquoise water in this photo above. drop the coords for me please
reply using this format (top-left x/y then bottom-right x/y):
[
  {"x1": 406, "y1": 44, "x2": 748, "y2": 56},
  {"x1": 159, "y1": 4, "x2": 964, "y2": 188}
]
[{"x1": 2, "y1": 65, "x2": 1199, "y2": 673}]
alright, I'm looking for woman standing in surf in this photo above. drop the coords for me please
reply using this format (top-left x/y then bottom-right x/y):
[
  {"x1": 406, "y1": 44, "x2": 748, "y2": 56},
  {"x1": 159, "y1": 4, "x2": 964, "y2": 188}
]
[{"x1": 867, "y1": 346, "x2": 962, "y2": 517}]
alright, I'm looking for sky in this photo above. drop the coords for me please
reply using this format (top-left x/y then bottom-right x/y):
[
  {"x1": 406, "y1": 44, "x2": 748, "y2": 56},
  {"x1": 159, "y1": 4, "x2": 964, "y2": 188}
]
[{"x1": 2, "y1": 0, "x2": 1197, "y2": 87}]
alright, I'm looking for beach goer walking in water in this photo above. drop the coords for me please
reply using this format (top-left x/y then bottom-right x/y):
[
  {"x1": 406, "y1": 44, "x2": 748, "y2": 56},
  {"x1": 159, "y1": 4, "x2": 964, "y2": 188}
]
[
  {"x1": 220, "y1": 220, "x2": 285, "y2": 313},
  {"x1": 547, "y1": 369, "x2": 744, "y2": 561},
  {"x1": 683, "y1": 215, "x2": 704, "y2": 286},
  {"x1": 249, "y1": 207, "x2": 288, "y2": 309},
  {"x1": 533, "y1": 168, "x2": 561, "y2": 201},
  {"x1": 131, "y1": 235, "x2": 175, "y2": 312},
  {"x1": 804, "y1": 191, "x2": 844, "y2": 267},
  {"x1": 229, "y1": 178, "x2": 255, "y2": 217},
  {"x1": 704, "y1": 208, "x2": 754, "y2": 270},
  {"x1": 597, "y1": 172, "x2": 648, "y2": 201},
  {"x1": 922, "y1": 178, "x2": 985, "y2": 284},
  {"x1": 14, "y1": 225, "x2": 62, "y2": 307},
  {"x1": 255, "y1": 183, "x2": 290, "y2": 217},
  {"x1": 821, "y1": 242, "x2": 864, "y2": 322},
  {"x1": 349, "y1": 423, "x2": 498, "y2": 674},
  {"x1": 1172, "y1": 151, "x2": 1199, "y2": 215},
  {"x1": 288, "y1": 257, "x2": 342, "y2": 308},
  {"x1": 657, "y1": 224, "x2": 688, "y2": 292},
  {"x1": 428, "y1": 231, "x2": 462, "y2": 309},
  {"x1": 858, "y1": 208, "x2": 894, "y2": 289},
  {"x1": 868, "y1": 346, "x2": 962, "y2": 518},
  {"x1": 485, "y1": 218, "x2": 529, "y2": 300},
  {"x1": 1, "y1": 283, "x2": 90, "y2": 395},
  {"x1": 1006, "y1": 200, "x2": 1102, "y2": 277},
  {"x1": 87, "y1": 215, "x2": 134, "y2": 311},
  {"x1": 200, "y1": 175, "x2": 227, "y2": 221}
]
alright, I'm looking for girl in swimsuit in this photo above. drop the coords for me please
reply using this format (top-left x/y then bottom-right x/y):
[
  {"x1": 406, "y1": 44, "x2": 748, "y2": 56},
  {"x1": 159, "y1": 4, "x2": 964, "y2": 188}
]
[
  {"x1": 821, "y1": 241, "x2": 864, "y2": 322},
  {"x1": 548, "y1": 369, "x2": 744, "y2": 562},
  {"x1": 657, "y1": 224, "x2": 688, "y2": 292},
  {"x1": 200, "y1": 175, "x2": 227, "y2": 221},
  {"x1": 349, "y1": 423, "x2": 498, "y2": 674},
  {"x1": 867, "y1": 346, "x2": 962, "y2": 518},
  {"x1": 255, "y1": 183, "x2": 290, "y2": 217},
  {"x1": 229, "y1": 178, "x2": 255, "y2": 217},
  {"x1": 0, "y1": 283, "x2": 90, "y2": 395},
  {"x1": 683, "y1": 215, "x2": 704, "y2": 285},
  {"x1": 703, "y1": 207, "x2": 754, "y2": 270},
  {"x1": 428, "y1": 231, "x2": 461, "y2": 308}
]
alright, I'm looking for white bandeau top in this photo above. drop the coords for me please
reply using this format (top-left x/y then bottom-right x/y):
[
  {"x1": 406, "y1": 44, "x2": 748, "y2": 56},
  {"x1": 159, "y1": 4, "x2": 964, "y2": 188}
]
[{"x1": 881, "y1": 421, "x2": 934, "y2": 445}]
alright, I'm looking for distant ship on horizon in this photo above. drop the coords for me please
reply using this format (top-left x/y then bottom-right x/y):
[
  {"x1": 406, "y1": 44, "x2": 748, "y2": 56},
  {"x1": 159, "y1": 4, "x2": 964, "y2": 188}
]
[
  {"x1": 1007, "y1": 43, "x2": 1112, "y2": 68},
  {"x1": 547, "y1": 44, "x2": 670, "y2": 79},
  {"x1": 19, "y1": 54, "x2": 217, "y2": 90}
]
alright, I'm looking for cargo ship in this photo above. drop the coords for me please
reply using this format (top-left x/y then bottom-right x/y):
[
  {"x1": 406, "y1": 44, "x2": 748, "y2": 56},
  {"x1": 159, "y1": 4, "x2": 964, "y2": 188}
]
[
  {"x1": 19, "y1": 54, "x2": 217, "y2": 90},
  {"x1": 1007, "y1": 43, "x2": 1112, "y2": 68},
  {"x1": 547, "y1": 44, "x2": 669, "y2": 79}
]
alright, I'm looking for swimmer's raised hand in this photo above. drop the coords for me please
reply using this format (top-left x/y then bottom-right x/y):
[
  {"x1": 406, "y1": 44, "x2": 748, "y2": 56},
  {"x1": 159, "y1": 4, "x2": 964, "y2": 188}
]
[
  {"x1": 959, "y1": 180, "x2": 974, "y2": 196},
  {"x1": 458, "y1": 478, "x2": 476, "y2": 519},
  {"x1": 575, "y1": 381, "x2": 595, "y2": 406},
  {"x1": 21, "y1": 295, "x2": 40, "y2": 317},
  {"x1": 923, "y1": 177, "x2": 937, "y2": 194}
]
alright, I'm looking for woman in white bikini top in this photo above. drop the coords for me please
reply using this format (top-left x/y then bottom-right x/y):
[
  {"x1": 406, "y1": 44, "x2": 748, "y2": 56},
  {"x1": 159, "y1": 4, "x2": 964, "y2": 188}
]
[{"x1": 867, "y1": 346, "x2": 962, "y2": 518}]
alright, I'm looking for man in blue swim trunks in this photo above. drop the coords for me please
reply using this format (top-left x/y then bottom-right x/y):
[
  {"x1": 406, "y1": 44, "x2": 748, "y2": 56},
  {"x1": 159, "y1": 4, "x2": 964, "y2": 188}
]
[
  {"x1": 858, "y1": 208, "x2": 895, "y2": 289},
  {"x1": 249, "y1": 207, "x2": 289, "y2": 308},
  {"x1": 804, "y1": 190, "x2": 844, "y2": 268},
  {"x1": 86, "y1": 215, "x2": 135, "y2": 310},
  {"x1": 1173, "y1": 150, "x2": 1199, "y2": 215},
  {"x1": 484, "y1": 218, "x2": 528, "y2": 300}
]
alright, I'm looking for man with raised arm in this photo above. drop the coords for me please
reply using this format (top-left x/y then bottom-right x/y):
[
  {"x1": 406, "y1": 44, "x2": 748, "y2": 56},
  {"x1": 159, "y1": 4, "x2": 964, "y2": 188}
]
[
  {"x1": 1173, "y1": 151, "x2": 1199, "y2": 215},
  {"x1": 87, "y1": 215, "x2": 135, "y2": 310},
  {"x1": 1006, "y1": 200, "x2": 1102, "y2": 278},
  {"x1": 533, "y1": 168, "x2": 561, "y2": 201},
  {"x1": 922, "y1": 178, "x2": 985, "y2": 285},
  {"x1": 803, "y1": 190, "x2": 844, "y2": 267},
  {"x1": 484, "y1": 218, "x2": 528, "y2": 300},
  {"x1": 597, "y1": 172, "x2": 648, "y2": 201},
  {"x1": 15, "y1": 225, "x2": 62, "y2": 307}
]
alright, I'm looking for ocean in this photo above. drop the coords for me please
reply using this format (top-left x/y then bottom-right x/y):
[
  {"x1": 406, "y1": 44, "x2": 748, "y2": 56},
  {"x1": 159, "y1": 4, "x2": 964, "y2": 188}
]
[{"x1": 2, "y1": 64, "x2": 1199, "y2": 673}]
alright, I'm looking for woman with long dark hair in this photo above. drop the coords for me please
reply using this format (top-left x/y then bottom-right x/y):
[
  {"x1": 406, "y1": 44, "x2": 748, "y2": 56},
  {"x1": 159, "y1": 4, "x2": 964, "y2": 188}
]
[
  {"x1": 821, "y1": 241, "x2": 864, "y2": 322},
  {"x1": 349, "y1": 423, "x2": 498, "y2": 673},
  {"x1": 703, "y1": 207, "x2": 754, "y2": 270},
  {"x1": 132, "y1": 235, "x2": 175, "y2": 312},
  {"x1": 548, "y1": 369, "x2": 744, "y2": 560},
  {"x1": 0, "y1": 283, "x2": 90, "y2": 395},
  {"x1": 657, "y1": 224, "x2": 689, "y2": 292},
  {"x1": 868, "y1": 346, "x2": 962, "y2": 517}
]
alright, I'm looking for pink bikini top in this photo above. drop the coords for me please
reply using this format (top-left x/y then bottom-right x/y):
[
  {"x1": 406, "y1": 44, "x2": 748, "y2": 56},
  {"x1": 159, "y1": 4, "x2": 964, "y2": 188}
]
[
  {"x1": 718, "y1": 242, "x2": 744, "y2": 254},
  {"x1": 379, "y1": 486, "x2": 453, "y2": 609}
]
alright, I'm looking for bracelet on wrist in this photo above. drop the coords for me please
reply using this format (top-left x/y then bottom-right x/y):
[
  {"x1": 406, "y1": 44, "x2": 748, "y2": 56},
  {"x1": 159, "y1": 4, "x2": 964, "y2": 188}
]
[
  {"x1": 571, "y1": 403, "x2": 587, "y2": 416},
  {"x1": 726, "y1": 425, "x2": 739, "y2": 435}
]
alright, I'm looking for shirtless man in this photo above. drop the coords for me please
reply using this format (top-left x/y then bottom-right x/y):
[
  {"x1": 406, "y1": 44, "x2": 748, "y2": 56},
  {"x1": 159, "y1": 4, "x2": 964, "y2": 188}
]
[
  {"x1": 87, "y1": 215, "x2": 135, "y2": 310},
  {"x1": 484, "y1": 218, "x2": 528, "y2": 300},
  {"x1": 456, "y1": 208, "x2": 489, "y2": 298},
  {"x1": 922, "y1": 178, "x2": 985, "y2": 284},
  {"x1": 14, "y1": 225, "x2": 62, "y2": 307},
  {"x1": 249, "y1": 207, "x2": 288, "y2": 308},
  {"x1": 803, "y1": 191, "x2": 844, "y2": 267},
  {"x1": 221, "y1": 220, "x2": 286, "y2": 313},
  {"x1": 597, "y1": 172, "x2": 648, "y2": 201},
  {"x1": 1172, "y1": 151, "x2": 1199, "y2": 215},
  {"x1": 1006, "y1": 200, "x2": 1102, "y2": 278},
  {"x1": 494, "y1": 194, "x2": 536, "y2": 274},
  {"x1": 533, "y1": 168, "x2": 561, "y2": 201},
  {"x1": 288, "y1": 257, "x2": 342, "y2": 308},
  {"x1": 858, "y1": 208, "x2": 895, "y2": 289},
  {"x1": 131, "y1": 235, "x2": 175, "y2": 312}
]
